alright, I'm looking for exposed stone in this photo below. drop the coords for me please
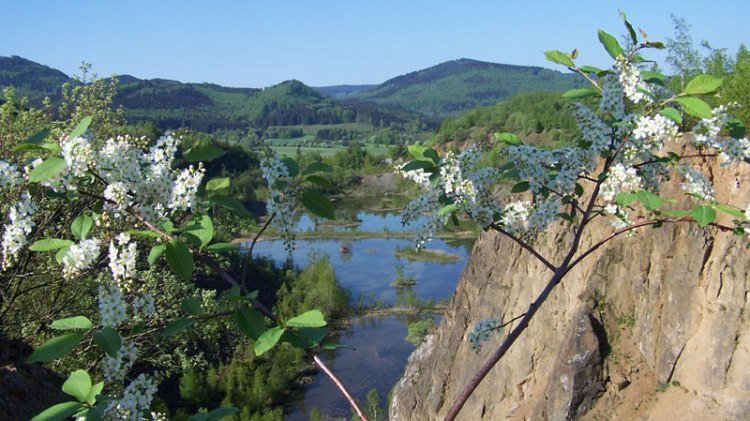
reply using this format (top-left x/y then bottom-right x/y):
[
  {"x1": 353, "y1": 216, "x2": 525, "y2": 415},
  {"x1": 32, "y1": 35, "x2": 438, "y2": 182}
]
[{"x1": 390, "y1": 153, "x2": 750, "y2": 420}]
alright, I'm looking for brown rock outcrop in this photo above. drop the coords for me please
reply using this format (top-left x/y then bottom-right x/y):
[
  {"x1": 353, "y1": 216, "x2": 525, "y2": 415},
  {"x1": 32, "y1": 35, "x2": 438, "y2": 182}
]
[{"x1": 390, "y1": 155, "x2": 750, "y2": 420}]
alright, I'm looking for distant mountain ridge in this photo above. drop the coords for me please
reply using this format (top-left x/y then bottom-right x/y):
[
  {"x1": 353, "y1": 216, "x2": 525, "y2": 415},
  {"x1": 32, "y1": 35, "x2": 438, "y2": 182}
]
[
  {"x1": 0, "y1": 55, "x2": 584, "y2": 131},
  {"x1": 347, "y1": 58, "x2": 585, "y2": 117}
]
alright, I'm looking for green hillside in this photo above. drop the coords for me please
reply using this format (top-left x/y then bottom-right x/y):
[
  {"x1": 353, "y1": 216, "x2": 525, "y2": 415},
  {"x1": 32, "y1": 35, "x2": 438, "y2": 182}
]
[
  {"x1": 314, "y1": 84, "x2": 377, "y2": 98},
  {"x1": 349, "y1": 58, "x2": 586, "y2": 117},
  {"x1": 0, "y1": 56, "x2": 72, "y2": 103}
]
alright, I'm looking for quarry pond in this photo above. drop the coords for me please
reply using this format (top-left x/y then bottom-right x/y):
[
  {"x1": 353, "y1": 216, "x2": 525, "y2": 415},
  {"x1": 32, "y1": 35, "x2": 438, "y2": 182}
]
[{"x1": 244, "y1": 211, "x2": 474, "y2": 419}]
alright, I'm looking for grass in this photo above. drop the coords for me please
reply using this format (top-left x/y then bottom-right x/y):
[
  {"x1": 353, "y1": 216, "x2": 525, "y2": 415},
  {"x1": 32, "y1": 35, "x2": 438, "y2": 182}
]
[
  {"x1": 394, "y1": 245, "x2": 463, "y2": 262},
  {"x1": 406, "y1": 318, "x2": 437, "y2": 346}
]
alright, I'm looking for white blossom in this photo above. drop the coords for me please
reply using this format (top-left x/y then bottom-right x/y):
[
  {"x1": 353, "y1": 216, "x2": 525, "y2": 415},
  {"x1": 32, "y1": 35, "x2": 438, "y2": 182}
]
[
  {"x1": 98, "y1": 279, "x2": 128, "y2": 328},
  {"x1": 260, "y1": 151, "x2": 298, "y2": 252},
  {"x1": 103, "y1": 341, "x2": 137, "y2": 383},
  {"x1": 108, "y1": 233, "x2": 138, "y2": 291},
  {"x1": 677, "y1": 165, "x2": 715, "y2": 201},
  {"x1": 61, "y1": 238, "x2": 101, "y2": 279},
  {"x1": 0, "y1": 160, "x2": 22, "y2": 189},
  {"x1": 105, "y1": 373, "x2": 157, "y2": 421},
  {"x1": 616, "y1": 60, "x2": 652, "y2": 104},
  {"x1": 601, "y1": 163, "x2": 642, "y2": 202},
  {"x1": 1, "y1": 191, "x2": 38, "y2": 269}
]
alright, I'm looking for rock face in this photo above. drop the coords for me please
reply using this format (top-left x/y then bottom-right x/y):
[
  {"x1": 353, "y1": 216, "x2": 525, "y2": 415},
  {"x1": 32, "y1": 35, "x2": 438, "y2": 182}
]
[{"x1": 390, "y1": 157, "x2": 750, "y2": 420}]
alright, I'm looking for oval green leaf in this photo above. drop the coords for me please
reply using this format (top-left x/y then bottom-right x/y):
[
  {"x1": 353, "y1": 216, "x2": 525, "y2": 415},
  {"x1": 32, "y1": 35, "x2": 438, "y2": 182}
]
[
  {"x1": 205, "y1": 177, "x2": 231, "y2": 193},
  {"x1": 684, "y1": 74, "x2": 723, "y2": 95},
  {"x1": 27, "y1": 333, "x2": 84, "y2": 363},
  {"x1": 495, "y1": 132, "x2": 522, "y2": 146},
  {"x1": 31, "y1": 401, "x2": 84, "y2": 421},
  {"x1": 659, "y1": 107, "x2": 683, "y2": 125},
  {"x1": 562, "y1": 88, "x2": 599, "y2": 100},
  {"x1": 675, "y1": 97, "x2": 712, "y2": 119},
  {"x1": 68, "y1": 116, "x2": 92, "y2": 140},
  {"x1": 181, "y1": 297, "x2": 202, "y2": 316},
  {"x1": 50, "y1": 316, "x2": 93, "y2": 331},
  {"x1": 543, "y1": 50, "x2": 574, "y2": 67},
  {"x1": 29, "y1": 157, "x2": 66, "y2": 183},
  {"x1": 280, "y1": 157, "x2": 299, "y2": 177},
  {"x1": 165, "y1": 239, "x2": 194, "y2": 281},
  {"x1": 92, "y1": 327, "x2": 122, "y2": 358},
  {"x1": 691, "y1": 205, "x2": 717, "y2": 228},
  {"x1": 302, "y1": 161, "x2": 333, "y2": 175},
  {"x1": 254, "y1": 326, "x2": 285, "y2": 356},
  {"x1": 29, "y1": 238, "x2": 74, "y2": 252},
  {"x1": 148, "y1": 244, "x2": 166, "y2": 266},
  {"x1": 597, "y1": 29, "x2": 624, "y2": 59},
  {"x1": 511, "y1": 181, "x2": 530, "y2": 193},
  {"x1": 161, "y1": 318, "x2": 196, "y2": 339},
  {"x1": 234, "y1": 306, "x2": 267, "y2": 340},
  {"x1": 62, "y1": 369, "x2": 92, "y2": 402},
  {"x1": 635, "y1": 190, "x2": 663, "y2": 211},
  {"x1": 286, "y1": 309, "x2": 327, "y2": 328},
  {"x1": 300, "y1": 189, "x2": 335, "y2": 220},
  {"x1": 71, "y1": 215, "x2": 94, "y2": 240}
]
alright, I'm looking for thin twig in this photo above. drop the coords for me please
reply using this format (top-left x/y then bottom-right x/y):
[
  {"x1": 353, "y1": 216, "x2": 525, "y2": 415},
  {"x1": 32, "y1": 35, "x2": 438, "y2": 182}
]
[
  {"x1": 241, "y1": 212, "x2": 276, "y2": 285},
  {"x1": 488, "y1": 223, "x2": 556, "y2": 272},
  {"x1": 312, "y1": 354, "x2": 368, "y2": 421}
]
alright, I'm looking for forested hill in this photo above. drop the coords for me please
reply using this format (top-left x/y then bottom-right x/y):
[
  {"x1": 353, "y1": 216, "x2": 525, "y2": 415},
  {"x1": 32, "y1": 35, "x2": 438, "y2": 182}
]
[
  {"x1": 313, "y1": 84, "x2": 377, "y2": 99},
  {"x1": 0, "y1": 56, "x2": 428, "y2": 133},
  {"x1": 0, "y1": 56, "x2": 71, "y2": 103},
  {"x1": 347, "y1": 58, "x2": 586, "y2": 117}
]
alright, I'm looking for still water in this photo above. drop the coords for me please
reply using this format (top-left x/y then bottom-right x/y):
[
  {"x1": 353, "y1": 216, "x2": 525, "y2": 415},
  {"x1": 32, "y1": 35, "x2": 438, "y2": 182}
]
[{"x1": 246, "y1": 212, "x2": 473, "y2": 419}]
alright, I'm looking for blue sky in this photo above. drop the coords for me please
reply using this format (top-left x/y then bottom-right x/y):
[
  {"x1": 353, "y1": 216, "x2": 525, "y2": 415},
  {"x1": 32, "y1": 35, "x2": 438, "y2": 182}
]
[{"x1": 1, "y1": 1, "x2": 748, "y2": 87}]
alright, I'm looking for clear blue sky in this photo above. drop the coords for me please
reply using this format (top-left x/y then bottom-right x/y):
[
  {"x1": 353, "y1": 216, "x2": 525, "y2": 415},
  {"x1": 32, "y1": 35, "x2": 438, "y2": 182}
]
[{"x1": 1, "y1": 1, "x2": 748, "y2": 87}]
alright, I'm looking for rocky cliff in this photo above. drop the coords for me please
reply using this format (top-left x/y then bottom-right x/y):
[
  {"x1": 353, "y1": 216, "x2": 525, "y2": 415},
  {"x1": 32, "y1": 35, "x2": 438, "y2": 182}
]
[{"x1": 390, "y1": 155, "x2": 750, "y2": 420}]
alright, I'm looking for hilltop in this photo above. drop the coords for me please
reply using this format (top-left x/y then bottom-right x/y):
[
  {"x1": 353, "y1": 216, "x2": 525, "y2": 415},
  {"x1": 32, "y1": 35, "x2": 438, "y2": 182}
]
[{"x1": 347, "y1": 58, "x2": 585, "y2": 117}]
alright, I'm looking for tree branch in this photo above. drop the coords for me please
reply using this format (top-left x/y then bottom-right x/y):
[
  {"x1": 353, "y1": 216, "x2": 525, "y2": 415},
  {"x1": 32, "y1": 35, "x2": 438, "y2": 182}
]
[{"x1": 488, "y1": 223, "x2": 556, "y2": 272}]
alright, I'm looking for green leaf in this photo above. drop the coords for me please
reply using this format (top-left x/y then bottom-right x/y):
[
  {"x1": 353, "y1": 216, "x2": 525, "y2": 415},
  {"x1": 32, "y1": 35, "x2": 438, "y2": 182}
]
[
  {"x1": 205, "y1": 407, "x2": 240, "y2": 421},
  {"x1": 728, "y1": 118, "x2": 746, "y2": 139},
  {"x1": 161, "y1": 318, "x2": 196, "y2": 339},
  {"x1": 280, "y1": 157, "x2": 299, "y2": 177},
  {"x1": 636, "y1": 190, "x2": 663, "y2": 211},
  {"x1": 27, "y1": 333, "x2": 84, "y2": 363},
  {"x1": 92, "y1": 327, "x2": 122, "y2": 358},
  {"x1": 684, "y1": 74, "x2": 723, "y2": 95},
  {"x1": 691, "y1": 205, "x2": 717, "y2": 227},
  {"x1": 29, "y1": 157, "x2": 66, "y2": 183},
  {"x1": 165, "y1": 239, "x2": 194, "y2": 281},
  {"x1": 29, "y1": 238, "x2": 73, "y2": 252},
  {"x1": 148, "y1": 244, "x2": 166, "y2": 266},
  {"x1": 641, "y1": 71, "x2": 667, "y2": 86},
  {"x1": 50, "y1": 316, "x2": 93, "y2": 331},
  {"x1": 646, "y1": 41, "x2": 666, "y2": 49},
  {"x1": 184, "y1": 142, "x2": 226, "y2": 162},
  {"x1": 55, "y1": 246, "x2": 71, "y2": 264},
  {"x1": 661, "y1": 209, "x2": 691, "y2": 218},
  {"x1": 495, "y1": 132, "x2": 522, "y2": 146},
  {"x1": 206, "y1": 242, "x2": 237, "y2": 253},
  {"x1": 286, "y1": 310, "x2": 327, "y2": 328},
  {"x1": 659, "y1": 107, "x2": 683, "y2": 125},
  {"x1": 407, "y1": 144, "x2": 430, "y2": 160},
  {"x1": 87, "y1": 382, "x2": 104, "y2": 406},
  {"x1": 597, "y1": 29, "x2": 624, "y2": 59},
  {"x1": 713, "y1": 203, "x2": 747, "y2": 219},
  {"x1": 205, "y1": 177, "x2": 231, "y2": 193},
  {"x1": 126, "y1": 230, "x2": 161, "y2": 238},
  {"x1": 69, "y1": 116, "x2": 93, "y2": 140},
  {"x1": 234, "y1": 306, "x2": 267, "y2": 340},
  {"x1": 13, "y1": 128, "x2": 51, "y2": 152},
  {"x1": 543, "y1": 50, "x2": 575, "y2": 67},
  {"x1": 400, "y1": 160, "x2": 434, "y2": 172},
  {"x1": 620, "y1": 11, "x2": 638, "y2": 45},
  {"x1": 282, "y1": 327, "x2": 328, "y2": 349},
  {"x1": 31, "y1": 401, "x2": 84, "y2": 421},
  {"x1": 562, "y1": 88, "x2": 599, "y2": 100},
  {"x1": 615, "y1": 193, "x2": 638, "y2": 207},
  {"x1": 575, "y1": 183, "x2": 584, "y2": 197},
  {"x1": 300, "y1": 189, "x2": 335, "y2": 219},
  {"x1": 422, "y1": 148, "x2": 440, "y2": 164},
  {"x1": 579, "y1": 65, "x2": 603, "y2": 75},
  {"x1": 305, "y1": 175, "x2": 337, "y2": 191},
  {"x1": 254, "y1": 326, "x2": 285, "y2": 356},
  {"x1": 181, "y1": 297, "x2": 202, "y2": 316},
  {"x1": 189, "y1": 215, "x2": 214, "y2": 248},
  {"x1": 437, "y1": 204, "x2": 459, "y2": 217},
  {"x1": 511, "y1": 181, "x2": 530, "y2": 193},
  {"x1": 71, "y1": 215, "x2": 94, "y2": 240},
  {"x1": 210, "y1": 195, "x2": 251, "y2": 217},
  {"x1": 302, "y1": 161, "x2": 333, "y2": 175},
  {"x1": 675, "y1": 97, "x2": 712, "y2": 119},
  {"x1": 62, "y1": 370, "x2": 92, "y2": 402}
]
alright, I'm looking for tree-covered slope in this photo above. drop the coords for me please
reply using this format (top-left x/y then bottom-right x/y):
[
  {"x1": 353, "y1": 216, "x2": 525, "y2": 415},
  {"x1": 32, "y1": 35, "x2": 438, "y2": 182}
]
[
  {"x1": 349, "y1": 58, "x2": 586, "y2": 117},
  {"x1": 0, "y1": 56, "x2": 72, "y2": 103},
  {"x1": 313, "y1": 84, "x2": 378, "y2": 99}
]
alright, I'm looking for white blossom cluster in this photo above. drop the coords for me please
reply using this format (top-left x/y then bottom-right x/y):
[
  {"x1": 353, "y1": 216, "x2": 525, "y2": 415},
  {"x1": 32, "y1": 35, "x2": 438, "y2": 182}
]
[
  {"x1": 61, "y1": 238, "x2": 101, "y2": 279},
  {"x1": 499, "y1": 201, "x2": 531, "y2": 234},
  {"x1": 508, "y1": 145, "x2": 595, "y2": 196},
  {"x1": 572, "y1": 104, "x2": 612, "y2": 154},
  {"x1": 692, "y1": 104, "x2": 732, "y2": 148},
  {"x1": 61, "y1": 135, "x2": 96, "y2": 178},
  {"x1": 401, "y1": 186, "x2": 443, "y2": 250},
  {"x1": 631, "y1": 115, "x2": 679, "y2": 153},
  {"x1": 601, "y1": 163, "x2": 643, "y2": 202},
  {"x1": 260, "y1": 152, "x2": 298, "y2": 252},
  {"x1": 104, "y1": 373, "x2": 157, "y2": 421},
  {"x1": 439, "y1": 147, "x2": 499, "y2": 226},
  {"x1": 677, "y1": 165, "x2": 715, "y2": 201},
  {"x1": 0, "y1": 160, "x2": 21, "y2": 189},
  {"x1": 615, "y1": 60, "x2": 652, "y2": 104},
  {"x1": 98, "y1": 280, "x2": 128, "y2": 328},
  {"x1": 103, "y1": 341, "x2": 137, "y2": 383},
  {"x1": 598, "y1": 76, "x2": 626, "y2": 119},
  {"x1": 132, "y1": 294, "x2": 155, "y2": 319},
  {"x1": 108, "y1": 233, "x2": 137, "y2": 292},
  {"x1": 395, "y1": 163, "x2": 431, "y2": 187},
  {"x1": 1, "y1": 192, "x2": 38, "y2": 269}
]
